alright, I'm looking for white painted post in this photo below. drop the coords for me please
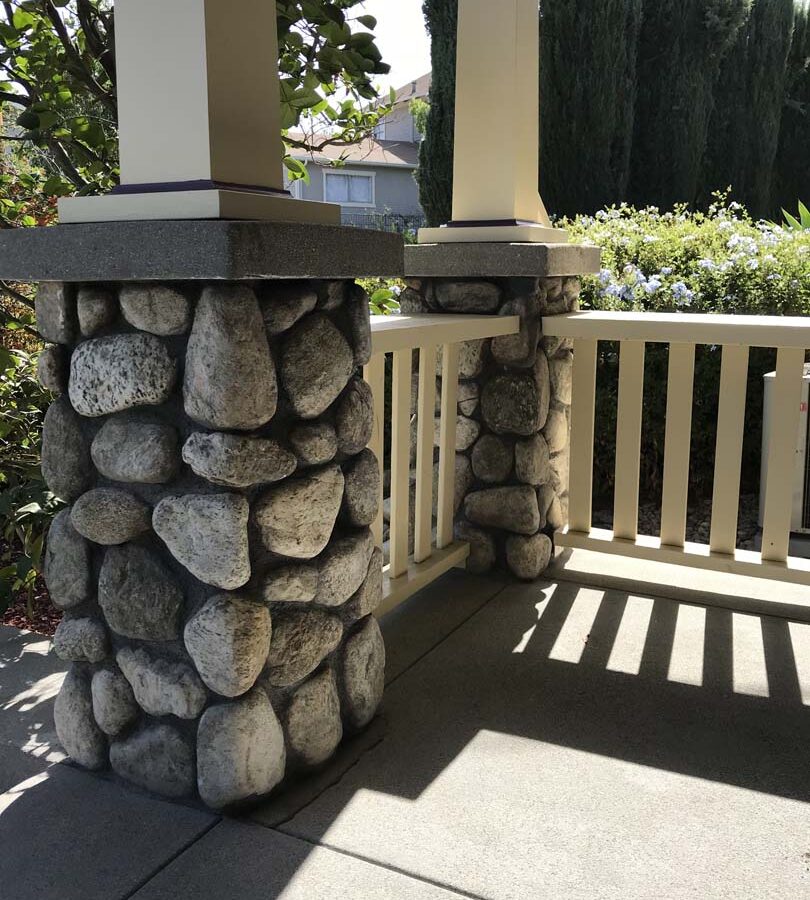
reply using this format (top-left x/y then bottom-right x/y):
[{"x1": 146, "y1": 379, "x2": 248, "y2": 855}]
[
  {"x1": 59, "y1": 0, "x2": 339, "y2": 225},
  {"x1": 419, "y1": 0, "x2": 567, "y2": 245}
]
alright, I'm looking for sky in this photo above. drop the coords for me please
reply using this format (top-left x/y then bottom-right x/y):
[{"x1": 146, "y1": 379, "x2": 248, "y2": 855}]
[{"x1": 359, "y1": 0, "x2": 431, "y2": 92}]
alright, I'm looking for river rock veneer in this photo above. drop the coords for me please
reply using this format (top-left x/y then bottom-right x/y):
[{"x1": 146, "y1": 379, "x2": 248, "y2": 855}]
[{"x1": 40, "y1": 278, "x2": 385, "y2": 810}]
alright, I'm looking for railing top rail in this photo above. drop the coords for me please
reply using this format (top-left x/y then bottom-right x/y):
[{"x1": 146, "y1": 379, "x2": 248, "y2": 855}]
[
  {"x1": 370, "y1": 314, "x2": 520, "y2": 355},
  {"x1": 542, "y1": 311, "x2": 810, "y2": 349}
]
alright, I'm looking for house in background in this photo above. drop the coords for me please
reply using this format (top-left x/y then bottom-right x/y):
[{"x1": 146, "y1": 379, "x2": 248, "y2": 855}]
[{"x1": 288, "y1": 74, "x2": 430, "y2": 232}]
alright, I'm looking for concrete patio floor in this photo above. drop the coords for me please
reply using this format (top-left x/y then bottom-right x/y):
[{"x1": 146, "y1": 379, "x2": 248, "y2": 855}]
[{"x1": 2, "y1": 561, "x2": 810, "y2": 899}]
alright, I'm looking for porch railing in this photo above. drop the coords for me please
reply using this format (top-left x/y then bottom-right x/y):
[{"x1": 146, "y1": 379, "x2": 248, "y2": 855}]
[
  {"x1": 544, "y1": 311, "x2": 810, "y2": 585},
  {"x1": 367, "y1": 313, "x2": 520, "y2": 615}
]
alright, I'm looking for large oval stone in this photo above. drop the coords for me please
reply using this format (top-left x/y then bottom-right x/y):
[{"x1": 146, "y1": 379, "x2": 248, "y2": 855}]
[
  {"x1": 197, "y1": 688, "x2": 286, "y2": 809},
  {"x1": 281, "y1": 314, "x2": 354, "y2": 419},
  {"x1": 335, "y1": 377, "x2": 374, "y2": 455},
  {"x1": 98, "y1": 545, "x2": 183, "y2": 641},
  {"x1": 153, "y1": 493, "x2": 250, "y2": 589},
  {"x1": 37, "y1": 344, "x2": 68, "y2": 395},
  {"x1": 55, "y1": 666, "x2": 107, "y2": 770},
  {"x1": 481, "y1": 358, "x2": 550, "y2": 436},
  {"x1": 184, "y1": 595, "x2": 271, "y2": 698},
  {"x1": 91, "y1": 417, "x2": 179, "y2": 484},
  {"x1": 505, "y1": 533, "x2": 553, "y2": 580},
  {"x1": 110, "y1": 725, "x2": 194, "y2": 798},
  {"x1": 91, "y1": 668, "x2": 138, "y2": 737},
  {"x1": 182, "y1": 433, "x2": 296, "y2": 488},
  {"x1": 435, "y1": 281, "x2": 501, "y2": 313},
  {"x1": 70, "y1": 488, "x2": 151, "y2": 545},
  {"x1": 285, "y1": 669, "x2": 343, "y2": 767},
  {"x1": 264, "y1": 609, "x2": 343, "y2": 688},
  {"x1": 77, "y1": 286, "x2": 116, "y2": 337},
  {"x1": 120, "y1": 284, "x2": 192, "y2": 336},
  {"x1": 36, "y1": 282, "x2": 77, "y2": 345},
  {"x1": 41, "y1": 398, "x2": 92, "y2": 502},
  {"x1": 52, "y1": 617, "x2": 108, "y2": 663},
  {"x1": 44, "y1": 509, "x2": 92, "y2": 610},
  {"x1": 184, "y1": 285, "x2": 277, "y2": 430},
  {"x1": 116, "y1": 646, "x2": 207, "y2": 720},
  {"x1": 289, "y1": 422, "x2": 338, "y2": 467},
  {"x1": 69, "y1": 333, "x2": 176, "y2": 416},
  {"x1": 260, "y1": 282, "x2": 317, "y2": 336},
  {"x1": 342, "y1": 547, "x2": 383, "y2": 621},
  {"x1": 317, "y1": 529, "x2": 375, "y2": 608},
  {"x1": 342, "y1": 449, "x2": 380, "y2": 527},
  {"x1": 253, "y1": 465, "x2": 344, "y2": 560},
  {"x1": 515, "y1": 433, "x2": 551, "y2": 486},
  {"x1": 342, "y1": 616, "x2": 385, "y2": 729},
  {"x1": 261, "y1": 564, "x2": 318, "y2": 604},
  {"x1": 471, "y1": 435, "x2": 513, "y2": 484},
  {"x1": 464, "y1": 486, "x2": 541, "y2": 535}
]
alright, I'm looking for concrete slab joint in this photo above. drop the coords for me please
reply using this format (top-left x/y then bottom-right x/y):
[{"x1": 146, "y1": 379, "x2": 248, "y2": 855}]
[
  {"x1": 404, "y1": 241, "x2": 600, "y2": 582},
  {"x1": 26, "y1": 223, "x2": 398, "y2": 811}
]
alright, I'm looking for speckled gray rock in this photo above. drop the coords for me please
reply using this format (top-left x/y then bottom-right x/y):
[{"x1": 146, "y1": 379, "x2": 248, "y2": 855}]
[
  {"x1": 342, "y1": 616, "x2": 385, "y2": 729},
  {"x1": 472, "y1": 435, "x2": 513, "y2": 483},
  {"x1": 281, "y1": 314, "x2": 354, "y2": 419},
  {"x1": 261, "y1": 564, "x2": 318, "y2": 604},
  {"x1": 261, "y1": 282, "x2": 317, "y2": 336},
  {"x1": 549, "y1": 450, "x2": 570, "y2": 495},
  {"x1": 53, "y1": 617, "x2": 108, "y2": 663},
  {"x1": 549, "y1": 351, "x2": 573, "y2": 405},
  {"x1": 342, "y1": 449, "x2": 380, "y2": 527},
  {"x1": 335, "y1": 377, "x2": 374, "y2": 455},
  {"x1": 182, "y1": 433, "x2": 296, "y2": 488},
  {"x1": 491, "y1": 295, "x2": 541, "y2": 369},
  {"x1": 69, "y1": 333, "x2": 176, "y2": 417},
  {"x1": 184, "y1": 595, "x2": 271, "y2": 698},
  {"x1": 54, "y1": 666, "x2": 106, "y2": 770},
  {"x1": 116, "y1": 646, "x2": 207, "y2": 720},
  {"x1": 37, "y1": 344, "x2": 68, "y2": 394},
  {"x1": 36, "y1": 282, "x2": 76, "y2": 345},
  {"x1": 317, "y1": 529, "x2": 375, "y2": 608},
  {"x1": 91, "y1": 417, "x2": 179, "y2": 484},
  {"x1": 197, "y1": 688, "x2": 286, "y2": 809},
  {"x1": 120, "y1": 284, "x2": 192, "y2": 336},
  {"x1": 433, "y1": 415, "x2": 480, "y2": 452},
  {"x1": 41, "y1": 397, "x2": 92, "y2": 501},
  {"x1": 98, "y1": 545, "x2": 183, "y2": 642},
  {"x1": 77, "y1": 286, "x2": 116, "y2": 336},
  {"x1": 347, "y1": 284, "x2": 372, "y2": 367},
  {"x1": 289, "y1": 422, "x2": 338, "y2": 467},
  {"x1": 264, "y1": 609, "x2": 343, "y2": 688},
  {"x1": 399, "y1": 286, "x2": 431, "y2": 314},
  {"x1": 153, "y1": 493, "x2": 250, "y2": 590},
  {"x1": 541, "y1": 334, "x2": 573, "y2": 358},
  {"x1": 543, "y1": 407, "x2": 569, "y2": 455},
  {"x1": 91, "y1": 668, "x2": 138, "y2": 737},
  {"x1": 435, "y1": 281, "x2": 500, "y2": 313},
  {"x1": 44, "y1": 509, "x2": 91, "y2": 610},
  {"x1": 456, "y1": 522, "x2": 497, "y2": 575},
  {"x1": 481, "y1": 353, "x2": 550, "y2": 436},
  {"x1": 70, "y1": 488, "x2": 151, "y2": 545},
  {"x1": 457, "y1": 381, "x2": 480, "y2": 416},
  {"x1": 539, "y1": 484, "x2": 565, "y2": 530},
  {"x1": 515, "y1": 433, "x2": 551, "y2": 486},
  {"x1": 343, "y1": 547, "x2": 383, "y2": 621},
  {"x1": 506, "y1": 533, "x2": 553, "y2": 580},
  {"x1": 253, "y1": 465, "x2": 344, "y2": 560},
  {"x1": 184, "y1": 285, "x2": 277, "y2": 430},
  {"x1": 110, "y1": 725, "x2": 194, "y2": 798},
  {"x1": 285, "y1": 669, "x2": 343, "y2": 767},
  {"x1": 319, "y1": 281, "x2": 347, "y2": 311},
  {"x1": 438, "y1": 339, "x2": 486, "y2": 379},
  {"x1": 432, "y1": 455, "x2": 474, "y2": 517},
  {"x1": 465, "y1": 486, "x2": 541, "y2": 535}
]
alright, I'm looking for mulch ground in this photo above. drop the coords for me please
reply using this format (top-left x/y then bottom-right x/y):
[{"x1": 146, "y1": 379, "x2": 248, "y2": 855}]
[{"x1": 0, "y1": 538, "x2": 60, "y2": 636}]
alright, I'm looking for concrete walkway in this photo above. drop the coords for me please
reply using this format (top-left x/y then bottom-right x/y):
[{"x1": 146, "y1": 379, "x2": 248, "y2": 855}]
[{"x1": 3, "y1": 567, "x2": 810, "y2": 899}]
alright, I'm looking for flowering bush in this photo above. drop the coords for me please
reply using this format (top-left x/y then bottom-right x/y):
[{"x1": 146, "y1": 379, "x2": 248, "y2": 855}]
[{"x1": 562, "y1": 200, "x2": 810, "y2": 507}]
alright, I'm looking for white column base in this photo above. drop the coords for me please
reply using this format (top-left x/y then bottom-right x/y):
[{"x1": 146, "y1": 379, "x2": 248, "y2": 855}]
[
  {"x1": 418, "y1": 223, "x2": 569, "y2": 245},
  {"x1": 59, "y1": 190, "x2": 341, "y2": 226}
]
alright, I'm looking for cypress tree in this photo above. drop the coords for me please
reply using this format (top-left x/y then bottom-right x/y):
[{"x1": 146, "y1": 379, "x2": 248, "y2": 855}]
[
  {"x1": 417, "y1": 0, "x2": 457, "y2": 227},
  {"x1": 539, "y1": 0, "x2": 643, "y2": 217},
  {"x1": 704, "y1": 0, "x2": 795, "y2": 218},
  {"x1": 773, "y1": 6, "x2": 810, "y2": 211},
  {"x1": 629, "y1": 0, "x2": 748, "y2": 209}
]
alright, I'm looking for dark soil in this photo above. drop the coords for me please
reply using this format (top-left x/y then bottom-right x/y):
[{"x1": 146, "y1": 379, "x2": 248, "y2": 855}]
[{"x1": 1, "y1": 538, "x2": 60, "y2": 636}]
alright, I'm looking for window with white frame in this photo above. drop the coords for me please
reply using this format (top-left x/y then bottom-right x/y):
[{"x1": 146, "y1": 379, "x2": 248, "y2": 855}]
[{"x1": 323, "y1": 170, "x2": 375, "y2": 206}]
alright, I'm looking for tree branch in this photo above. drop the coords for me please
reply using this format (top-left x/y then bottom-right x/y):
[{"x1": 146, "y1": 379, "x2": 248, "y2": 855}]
[
  {"x1": 46, "y1": 140, "x2": 88, "y2": 190},
  {"x1": 0, "y1": 282, "x2": 35, "y2": 310}
]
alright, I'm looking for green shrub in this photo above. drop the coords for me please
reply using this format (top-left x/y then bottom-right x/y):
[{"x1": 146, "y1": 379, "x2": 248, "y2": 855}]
[
  {"x1": 562, "y1": 198, "x2": 810, "y2": 507},
  {"x1": 0, "y1": 347, "x2": 61, "y2": 613}
]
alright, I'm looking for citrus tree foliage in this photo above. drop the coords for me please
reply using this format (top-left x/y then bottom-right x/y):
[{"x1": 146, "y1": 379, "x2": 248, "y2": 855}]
[{"x1": 0, "y1": 0, "x2": 391, "y2": 196}]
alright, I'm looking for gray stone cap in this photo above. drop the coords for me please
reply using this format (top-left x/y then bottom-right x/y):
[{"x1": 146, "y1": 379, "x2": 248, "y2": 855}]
[
  {"x1": 0, "y1": 220, "x2": 404, "y2": 282},
  {"x1": 405, "y1": 241, "x2": 601, "y2": 278}
]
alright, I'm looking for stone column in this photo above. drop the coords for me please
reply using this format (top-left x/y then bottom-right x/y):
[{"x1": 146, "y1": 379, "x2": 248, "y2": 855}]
[
  {"x1": 404, "y1": 242, "x2": 600, "y2": 580},
  {"x1": 2, "y1": 221, "x2": 401, "y2": 810}
]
